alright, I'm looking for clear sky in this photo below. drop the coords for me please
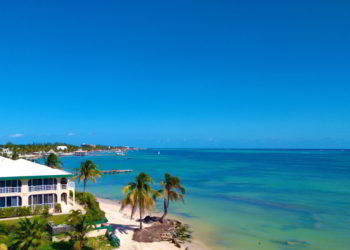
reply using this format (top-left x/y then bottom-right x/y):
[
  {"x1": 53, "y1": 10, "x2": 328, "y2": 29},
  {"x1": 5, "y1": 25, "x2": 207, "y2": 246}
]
[{"x1": 0, "y1": 0, "x2": 349, "y2": 148}]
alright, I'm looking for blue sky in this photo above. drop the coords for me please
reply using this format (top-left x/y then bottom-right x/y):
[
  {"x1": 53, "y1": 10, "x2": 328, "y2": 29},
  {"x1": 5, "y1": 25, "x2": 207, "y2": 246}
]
[{"x1": 0, "y1": 0, "x2": 349, "y2": 148}]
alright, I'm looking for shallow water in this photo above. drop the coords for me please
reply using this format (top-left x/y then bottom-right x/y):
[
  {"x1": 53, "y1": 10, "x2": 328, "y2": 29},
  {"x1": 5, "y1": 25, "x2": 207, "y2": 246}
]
[{"x1": 57, "y1": 149, "x2": 350, "y2": 250}]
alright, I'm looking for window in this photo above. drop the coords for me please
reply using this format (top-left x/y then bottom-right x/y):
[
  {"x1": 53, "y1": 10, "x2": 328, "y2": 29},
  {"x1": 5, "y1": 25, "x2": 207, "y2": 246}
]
[
  {"x1": 11, "y1": 196, "x2": 17, "y2": 207},
  {"x1": 48, "y1": 194, "x2": 53, "y2": 203},
  {"x1": 0, "y1": 181, "x2": 5, "y2": 188},
  {"x1": 33, "y1": 195, "x2": 38, "y2": 205},
  {"x1": 38, "y1": 195, "x2": 42, "y2": 204},
  {"x1": 0, "y1": 197, "x2": 5, "y2": 208},
  {"x1": 6, "y1": 197, "x2": 11, "y2": 207}
]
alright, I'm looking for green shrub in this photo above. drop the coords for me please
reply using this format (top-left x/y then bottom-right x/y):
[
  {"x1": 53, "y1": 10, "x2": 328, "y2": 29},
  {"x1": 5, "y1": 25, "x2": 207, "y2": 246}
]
[
  {"x1": 0, "y1": 207, "x2": 32, "y2": 219},
  {"x1": 55, "y1": 203, "x2": 62, "y2": 213},
  {"x1": 33, "y1": 205, "x2": 43, "y2": 215},
  {"x1": 74, "y1": 191, "x2": 105, "y2": 222},
  {"x1": 42, "y1": 205, "x2": 52, "y2": 219}
]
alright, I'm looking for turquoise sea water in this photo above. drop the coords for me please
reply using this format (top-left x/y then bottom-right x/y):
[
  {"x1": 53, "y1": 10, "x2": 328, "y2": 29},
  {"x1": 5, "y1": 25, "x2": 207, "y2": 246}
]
[{"x1": 58, "y1": 149, "x2": 350, "y2": 250}]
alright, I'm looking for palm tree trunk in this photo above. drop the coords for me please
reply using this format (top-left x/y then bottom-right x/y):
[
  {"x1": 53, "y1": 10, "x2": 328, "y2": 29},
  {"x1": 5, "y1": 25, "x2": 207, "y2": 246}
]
[
  {"x1": 139, "y1": 200, "x2": 143, "y2": 230},
  {"x1": 160, "y1": 196, "x2": 169, "y2": 223},
  {"x1": 84, "y1": 179, "x2": 87, "y2": 192}
]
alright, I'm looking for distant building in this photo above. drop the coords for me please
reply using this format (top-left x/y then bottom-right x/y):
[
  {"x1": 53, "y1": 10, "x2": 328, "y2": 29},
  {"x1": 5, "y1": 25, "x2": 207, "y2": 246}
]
[
  {"x1": 46, "y1": 149, "x2": 57, "y2": 155},
  {"x1": 74, "y1": 149, "x2": 88, "y2": 156},
  {"x1": 1, "y1": 148, "x2": 12, "y2": 155},
  {"x1": 81, "y1": 144, "x2": 96, "y2": 148},
  {"x1": 56, "y1": 146, "x2": 68, "y2": 151}
]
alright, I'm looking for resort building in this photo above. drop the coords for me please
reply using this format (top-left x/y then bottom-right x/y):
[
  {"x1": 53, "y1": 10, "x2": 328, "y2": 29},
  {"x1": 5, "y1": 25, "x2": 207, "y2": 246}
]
[
  {"x1": 74, "y1": 149, "x2": 88, "y2": 156},
  {"x1": 45, "y1": 149, "x2": 57, "y2": 156},
  {"x1": 0, "y1": 156, "x2": 75, "y2": 212},
  {"x1": 56, "y1": 145, "x2": 68, "y2": 151},
  {"x1": 0, "y1": 148, "x2": 12, "y2": 155}
]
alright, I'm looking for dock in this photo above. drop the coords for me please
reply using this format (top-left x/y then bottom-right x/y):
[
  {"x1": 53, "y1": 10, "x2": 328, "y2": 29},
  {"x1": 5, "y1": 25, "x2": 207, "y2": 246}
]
[{"x1": 101, "y1": 169, "x2": 132, "y2": 174}]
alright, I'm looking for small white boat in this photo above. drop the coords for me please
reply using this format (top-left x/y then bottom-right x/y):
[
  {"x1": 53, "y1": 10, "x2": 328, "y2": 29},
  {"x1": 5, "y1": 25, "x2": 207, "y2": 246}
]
[{"x1": 115, "y1": 150, "x2": 125, "y2": 156}]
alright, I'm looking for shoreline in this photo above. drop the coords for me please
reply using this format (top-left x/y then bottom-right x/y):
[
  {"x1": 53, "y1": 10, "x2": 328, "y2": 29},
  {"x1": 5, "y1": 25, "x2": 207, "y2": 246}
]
[{"x1": 96, "y1": 197, "x2": 212, "y2": 250}]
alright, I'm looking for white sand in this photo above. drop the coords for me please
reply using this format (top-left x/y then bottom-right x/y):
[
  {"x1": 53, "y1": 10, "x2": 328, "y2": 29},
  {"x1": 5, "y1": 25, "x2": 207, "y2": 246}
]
[{"x1": 96, "y1": 198, "x2": 211, "y2": 250}]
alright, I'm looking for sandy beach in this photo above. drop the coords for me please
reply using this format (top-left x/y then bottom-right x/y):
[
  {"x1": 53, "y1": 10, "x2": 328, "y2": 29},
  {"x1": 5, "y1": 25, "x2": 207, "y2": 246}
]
[{"x1": 96, "y1": 197, "x2": 211, "y2": 250}]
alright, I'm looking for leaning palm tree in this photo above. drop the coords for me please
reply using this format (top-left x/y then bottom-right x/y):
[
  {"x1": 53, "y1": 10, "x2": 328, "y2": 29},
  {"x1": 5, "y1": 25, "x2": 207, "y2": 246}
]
[
  {"x1": 121, "y1": 172, "x2": 158, "y2": 229},
  {"x1": 75, "y1": 160, "x2": 102, "y2": 192},
  {"x1": 66, "y1": 209, "x2": 93, "y2": 250},
  {"x1": 10, "y1": 217, "x2": 50, "y2": 249},
  {"x1": 159, "y1": 173, "x2": 186, "y2": 223}
]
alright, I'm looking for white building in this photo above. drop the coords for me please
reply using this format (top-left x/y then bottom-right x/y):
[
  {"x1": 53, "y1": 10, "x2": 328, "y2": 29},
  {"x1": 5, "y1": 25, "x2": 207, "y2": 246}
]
[
  {"x1": 0, "y1": 156, "x2": 75, "y2": 212},
  {"x1": 74, "y1": 149, "x2": 88, "y2": 156},
  {"x1": 56, "y1": 146, "x2": 68, "y2": 151},
  {"x1": 1, "y1": 148, "x2": 12, "y2": 155}
]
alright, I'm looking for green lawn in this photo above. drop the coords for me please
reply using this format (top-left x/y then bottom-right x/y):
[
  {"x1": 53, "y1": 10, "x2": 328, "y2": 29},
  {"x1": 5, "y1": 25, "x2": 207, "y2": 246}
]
[{"x1": 0, "y1": 214, "x2": 70, "y2": 227}]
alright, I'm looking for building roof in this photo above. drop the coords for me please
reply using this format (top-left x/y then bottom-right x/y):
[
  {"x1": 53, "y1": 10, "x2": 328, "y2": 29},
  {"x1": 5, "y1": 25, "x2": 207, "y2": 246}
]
[{"x1": 0, "y1": 156, "x2": 73, "y2": 180}]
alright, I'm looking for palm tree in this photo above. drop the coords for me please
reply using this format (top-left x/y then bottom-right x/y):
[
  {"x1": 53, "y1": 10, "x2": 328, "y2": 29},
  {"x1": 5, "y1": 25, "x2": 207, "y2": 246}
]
[
  {"x1": 121, "y1": 172, "x2": 158, "y2": 229},
  {"x1": 45, "y1": 153, "x2": 62, "y2": 169},
  {"x1": 75, "y1": 160, "x2": 101, "y2": 192},
  {"x1": 11, "y1": 151, "x2": 19, "y2": 160},
  {"x1": 66, "y1": 209, "x2": 93, "y2": 250},
  {"x1": 10, "y1": 217, "x2": 50, "y2": 249},
  {"x1": 159, "y1": 173, "x2": 186, "y2": 223}
]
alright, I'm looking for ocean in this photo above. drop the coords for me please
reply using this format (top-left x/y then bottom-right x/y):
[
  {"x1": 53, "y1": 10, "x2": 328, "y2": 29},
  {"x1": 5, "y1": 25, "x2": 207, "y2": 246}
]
[{"x1": 57, "y1": 149, "x2": 350, "y2": 250}]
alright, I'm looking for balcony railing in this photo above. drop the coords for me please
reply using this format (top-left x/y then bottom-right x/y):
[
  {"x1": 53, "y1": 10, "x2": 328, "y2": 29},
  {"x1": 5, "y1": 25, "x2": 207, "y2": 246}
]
[
  {"x1": 29, "y1": 185, "x2": 57, "y2": 192},
  {"x1": 28, "y1": 183, "x2": 74, "y2": 192},
  {"x1": 0, "y1": 187, "x2": 21, "y2": 193}
]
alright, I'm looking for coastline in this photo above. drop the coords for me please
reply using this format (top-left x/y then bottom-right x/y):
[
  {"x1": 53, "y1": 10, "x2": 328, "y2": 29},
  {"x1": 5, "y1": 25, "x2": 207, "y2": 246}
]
[{"x1": 96, "y1": 197, "x2": 212, "y2": 250}]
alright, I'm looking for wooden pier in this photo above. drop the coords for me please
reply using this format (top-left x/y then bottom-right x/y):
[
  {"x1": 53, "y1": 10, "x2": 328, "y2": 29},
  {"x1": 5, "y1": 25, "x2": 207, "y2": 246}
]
[{"x1": 101, "y1": 169, "x2": 132, "y2": 174}]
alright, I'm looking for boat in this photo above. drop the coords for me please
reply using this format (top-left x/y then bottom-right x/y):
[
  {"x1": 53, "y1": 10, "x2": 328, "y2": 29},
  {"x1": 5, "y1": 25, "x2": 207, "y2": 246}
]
[{"x1": 115, "y1": 150, "x2": 125, "y2": 156}]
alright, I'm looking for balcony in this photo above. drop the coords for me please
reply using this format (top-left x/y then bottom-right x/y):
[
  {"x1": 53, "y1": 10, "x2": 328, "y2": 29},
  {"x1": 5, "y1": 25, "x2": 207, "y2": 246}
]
[
  {"x1": 0, "y1": 187, "x2": 21, "y2": 194},
  {"x1": 29, "y1": 185, "x2": 57, "y2": 192},
  {"x1": 28, "y1": 183, "x2": 75, "y2": 192}
]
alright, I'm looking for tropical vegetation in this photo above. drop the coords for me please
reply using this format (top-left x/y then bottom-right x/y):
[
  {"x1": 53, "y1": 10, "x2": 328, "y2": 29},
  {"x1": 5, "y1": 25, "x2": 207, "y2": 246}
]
[
  {"x1": 45, "y1": 153, "x2": 62, "y2": 168},
  {"x1": 158, "y1": 173, "x2": 185, "y2": 223},
  {"x1": 75, "y1": 160, "x2": 102, "y2": 192},
  {"x1": 9, "y1": 217, "x2": 51, "y2": 249},
  {"x1": 65, "y1": 209, "x2": 93, "y2": 250},
  {"x1": 74, "y1": 191, "x2": 106, "y2": 222},
  {"x1": 121, "y1": 172, "x2": 158, "y2": 229},
  {"x1": 0, "y1": 142, "x2": 129, "y2": 155},
  {"x1": 11, "y1": 151, "x2": 19, "y2": 160}
]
